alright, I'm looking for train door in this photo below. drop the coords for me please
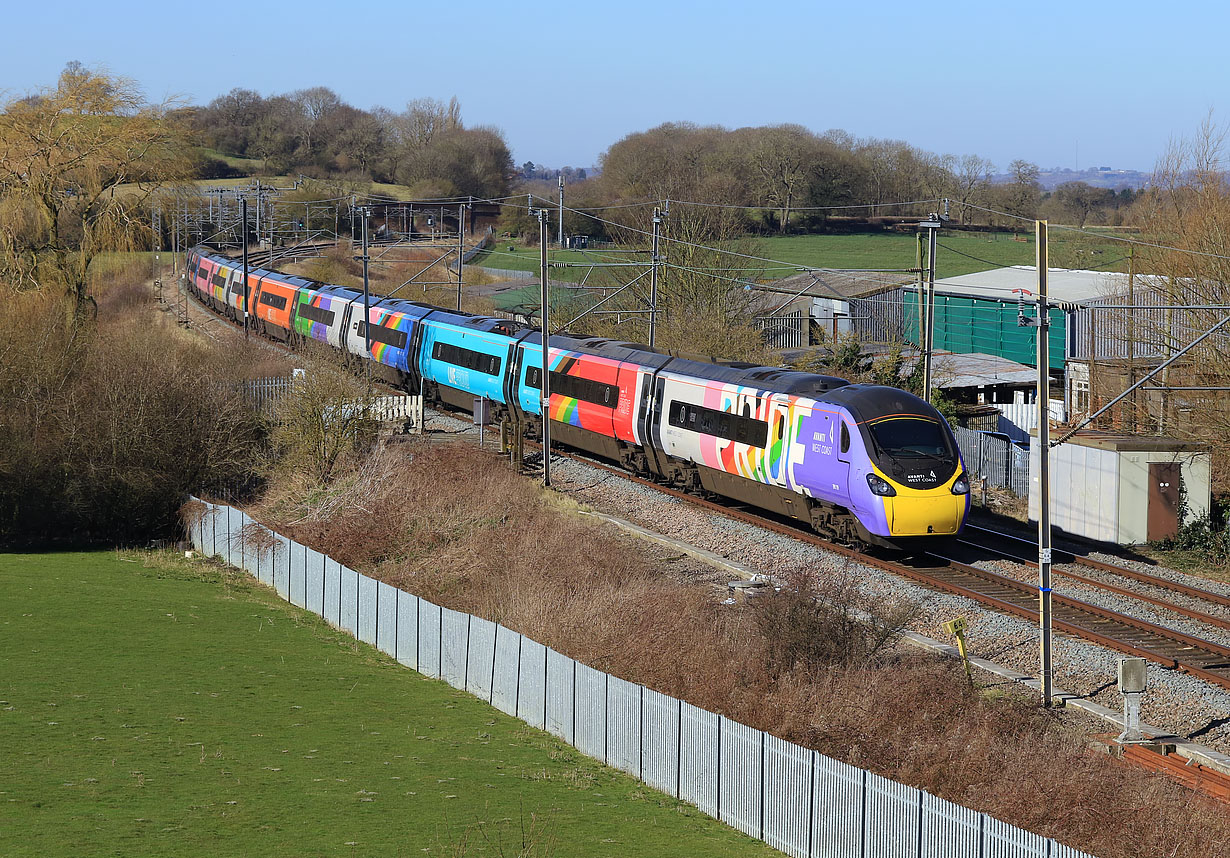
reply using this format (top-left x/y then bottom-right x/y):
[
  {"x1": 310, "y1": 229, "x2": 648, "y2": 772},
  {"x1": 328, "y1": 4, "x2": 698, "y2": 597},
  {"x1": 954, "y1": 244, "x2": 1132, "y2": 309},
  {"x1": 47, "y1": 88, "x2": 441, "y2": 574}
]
[{"x1": 834, "y1": 416, "x2": 852, "y2": 497}]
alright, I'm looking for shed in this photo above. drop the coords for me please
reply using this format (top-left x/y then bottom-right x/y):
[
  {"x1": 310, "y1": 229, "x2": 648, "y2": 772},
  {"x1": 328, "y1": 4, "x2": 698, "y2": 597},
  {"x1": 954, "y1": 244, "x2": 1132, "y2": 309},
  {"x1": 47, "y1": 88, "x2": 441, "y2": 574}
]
[{"x1": 1027, "y1": 432, "x2": 1211, "y2": 545}]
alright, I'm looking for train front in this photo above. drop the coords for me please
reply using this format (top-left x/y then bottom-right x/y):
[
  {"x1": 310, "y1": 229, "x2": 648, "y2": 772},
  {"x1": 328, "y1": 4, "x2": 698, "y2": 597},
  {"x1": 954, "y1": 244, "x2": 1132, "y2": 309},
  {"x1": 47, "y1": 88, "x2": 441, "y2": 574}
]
[{"x1": 824, "y1": 385, "x2": 970, "y2": 548}]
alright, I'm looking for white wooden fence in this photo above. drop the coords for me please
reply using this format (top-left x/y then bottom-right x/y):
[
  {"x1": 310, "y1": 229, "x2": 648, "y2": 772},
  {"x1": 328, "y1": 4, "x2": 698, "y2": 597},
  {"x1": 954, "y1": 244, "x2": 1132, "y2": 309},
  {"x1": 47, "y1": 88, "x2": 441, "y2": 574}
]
[{"x1": 185, "y1": 498, "x2": 1098, "y2": 858}]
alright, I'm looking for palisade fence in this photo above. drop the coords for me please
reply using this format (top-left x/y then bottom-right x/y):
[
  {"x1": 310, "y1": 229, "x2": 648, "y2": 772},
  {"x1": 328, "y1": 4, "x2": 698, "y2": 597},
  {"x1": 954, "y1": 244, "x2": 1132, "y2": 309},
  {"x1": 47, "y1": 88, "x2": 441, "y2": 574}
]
[
  {"x1": 953, "y1": 425, "x2": 1030, "y2": 498},
  {"x1": 185, "y1": 497, "x2": 1095, "y2": 858}
]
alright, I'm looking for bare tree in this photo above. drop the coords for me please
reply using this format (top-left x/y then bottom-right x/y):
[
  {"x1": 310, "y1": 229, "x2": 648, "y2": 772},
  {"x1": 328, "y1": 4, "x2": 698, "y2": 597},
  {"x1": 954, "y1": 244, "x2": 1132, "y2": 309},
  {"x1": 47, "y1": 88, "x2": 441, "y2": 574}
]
[{"x1": 0, "y1": 64, "x2": 187, "y2": 316}]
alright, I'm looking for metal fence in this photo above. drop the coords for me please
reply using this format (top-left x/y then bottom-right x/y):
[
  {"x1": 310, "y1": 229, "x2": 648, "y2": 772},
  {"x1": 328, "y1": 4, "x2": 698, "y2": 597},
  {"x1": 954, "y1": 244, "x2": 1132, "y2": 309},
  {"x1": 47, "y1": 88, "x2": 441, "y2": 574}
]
[
  {"x1": 243, "y1": 376, "x2": 422, "y2": 428},
  {"x1": 185, "y1": 498, "x2": 1095, "y2": 858},
  {"x1": 953, "y1": 425, "x2": 1030, "y2": 498}
]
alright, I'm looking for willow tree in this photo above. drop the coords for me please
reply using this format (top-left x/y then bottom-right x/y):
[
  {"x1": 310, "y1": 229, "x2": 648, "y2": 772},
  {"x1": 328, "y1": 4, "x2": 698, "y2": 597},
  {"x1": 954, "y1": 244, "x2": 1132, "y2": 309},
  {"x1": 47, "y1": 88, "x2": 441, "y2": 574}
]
[{"x1": 0, "y1": 63, "x2": 187, "y2": 316}]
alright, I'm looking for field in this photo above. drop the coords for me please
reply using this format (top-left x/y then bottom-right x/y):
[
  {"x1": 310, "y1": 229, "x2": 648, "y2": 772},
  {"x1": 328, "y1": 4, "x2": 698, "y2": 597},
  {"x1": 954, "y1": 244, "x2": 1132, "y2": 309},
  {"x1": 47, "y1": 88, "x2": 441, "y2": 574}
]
[
  {"x1": 469, "y1": 229, "x2": 1133, "y2": 283},
  {"x1": 0, "y1": 551, "x2": 776, "y2": 858}
]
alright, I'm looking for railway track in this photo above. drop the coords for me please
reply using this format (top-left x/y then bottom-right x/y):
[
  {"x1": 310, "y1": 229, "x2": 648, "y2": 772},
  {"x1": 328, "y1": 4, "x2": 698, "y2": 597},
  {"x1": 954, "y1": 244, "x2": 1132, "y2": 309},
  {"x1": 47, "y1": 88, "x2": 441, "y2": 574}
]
[{"x1": 541, "y1": 447, "x2": 1230, "y2": 693}]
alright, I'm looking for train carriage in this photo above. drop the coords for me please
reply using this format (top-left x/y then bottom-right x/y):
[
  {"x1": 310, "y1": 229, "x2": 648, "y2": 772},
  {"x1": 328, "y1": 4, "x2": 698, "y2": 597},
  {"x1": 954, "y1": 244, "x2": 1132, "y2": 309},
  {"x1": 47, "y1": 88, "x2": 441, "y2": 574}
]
[
  {"x1": 340, "y1": 297, "x2": 432, "y2": 387},
  {"x1": 416, "y1": 312, "x2": 520, "y2": 412},
  {"x1": 293, "y1": 284, "x2": 361, "y2": 349},
  {"x1": 250, "y1": 271, "x2": 299, "y2": 340}
]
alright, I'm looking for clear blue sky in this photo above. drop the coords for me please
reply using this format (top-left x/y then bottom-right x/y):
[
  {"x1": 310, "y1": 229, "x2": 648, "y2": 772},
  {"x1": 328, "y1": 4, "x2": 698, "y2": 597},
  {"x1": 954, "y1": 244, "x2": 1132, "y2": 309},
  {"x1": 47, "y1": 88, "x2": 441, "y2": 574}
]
[{"x1": 5, "y1": 0, "x2": 1229, "y2": 175}]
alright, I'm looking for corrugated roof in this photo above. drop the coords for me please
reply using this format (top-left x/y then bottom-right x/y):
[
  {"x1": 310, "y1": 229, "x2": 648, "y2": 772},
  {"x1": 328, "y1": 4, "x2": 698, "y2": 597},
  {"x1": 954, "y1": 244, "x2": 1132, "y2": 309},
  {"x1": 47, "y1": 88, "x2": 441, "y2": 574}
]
[
  {"x1": 764, "y1": 268, "x2": 914, "y2": 301},
  {"x1": 932, "y1": 266, "x2": 1130, "y2": 304}
]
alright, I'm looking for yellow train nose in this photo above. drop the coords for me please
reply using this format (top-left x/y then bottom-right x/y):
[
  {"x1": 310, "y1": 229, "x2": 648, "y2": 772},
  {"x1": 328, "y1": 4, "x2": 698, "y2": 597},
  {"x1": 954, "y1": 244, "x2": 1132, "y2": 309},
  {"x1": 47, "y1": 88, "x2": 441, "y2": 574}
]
[{"x1": 888, "y1": 490, "x2": 965, "y2": 536}]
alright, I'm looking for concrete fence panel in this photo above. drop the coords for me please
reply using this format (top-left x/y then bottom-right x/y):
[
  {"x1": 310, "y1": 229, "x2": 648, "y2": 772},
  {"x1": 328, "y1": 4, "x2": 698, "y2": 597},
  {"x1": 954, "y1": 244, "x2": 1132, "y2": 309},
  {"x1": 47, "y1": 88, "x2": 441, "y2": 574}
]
[
  {"x1": 295, "y1": 546, "x2": 319, "y2": 609},
  {"x1": 356, "y1": 575, "x2": 378, "y2": 646},
  {"x1": 490, "y1": 626, "x2": 521, "y2": 715},
  {"x1": 516, "y1": 637, "x2": 547, "y2": 729},
  {"x1": 322, "y1": 558, "x2": 342, "y2": 628},
  {"x1": 417, "y1": 599, "x2": 442, "y2": 679},
  {"x1": 545, "y1": 648, "x2": 575, "y2": 744},
  {"x1": 339, "y1": 566, "x2": 359, "y2": 636},
  {"x1": 305, "y1": 547, "x2": 325, "y2": 616},
  {"x1": 440, "y1": 608, "x2": 469, "y2": 690},
  {"x1": 280, "y1": 540, "x2": 300, "y2": 602},
  {"x1": 376, "y1": 581, "x2": 399, "y2": 657},
  {"x1": 641, "y1": 688, "x2": 681, "y2": 798},
  {"x1": 605, "y1": 676, "x2": 641, "y2": 779},
  {"x1": 763, "y1": 735, "x2": 812, "y2": 858},
  {"x1": 395, "y1": 591, "x2": 419, "y2": 670},
  {"x1": 574, "y1": 663, "x2": 607, "y2": 762},
  {"x1": 719, "y1": 718, "x2": 763, "y2": 839},
  {"x1": 679, "y1": 702, "x2": 720, "y2": 817},
  {"x1": 465, "y1": 616, "x2": 498, "y2": 700}
]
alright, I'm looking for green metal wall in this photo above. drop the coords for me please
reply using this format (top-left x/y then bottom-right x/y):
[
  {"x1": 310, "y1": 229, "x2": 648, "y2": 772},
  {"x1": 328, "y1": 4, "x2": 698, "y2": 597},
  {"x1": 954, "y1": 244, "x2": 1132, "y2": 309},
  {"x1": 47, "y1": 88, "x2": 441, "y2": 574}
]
[{"x1": 904, "y1": 289, "x2": 1065, "y2": 370}]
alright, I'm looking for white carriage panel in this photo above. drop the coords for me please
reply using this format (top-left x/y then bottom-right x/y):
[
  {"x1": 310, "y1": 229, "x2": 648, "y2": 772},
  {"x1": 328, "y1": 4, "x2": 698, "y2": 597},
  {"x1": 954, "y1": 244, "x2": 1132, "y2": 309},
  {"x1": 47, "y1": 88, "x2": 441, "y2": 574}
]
[
  {"x1": 439, "y1": 608, "x2": 469, "y2": 690},
  {"x1": 376, "y1": 581, "x2": 399, "y2": 657},
  {"x1": 465, "y1": 615, "x2": 498, "y2": 699},
  {"x1": 605, "y1": 677, "x2": 641, "y2": 778},
  {"x1": 517, "y1": 637, "x2": 547, "y2": 729},
  {"x1": 573, "y1": 663, "x2": 606, "y2": 762},
  {"x1": 489, "y1": 625, "x2": 521, "y2": 716},
  {"x1": 338, "y1": 565, "x2": 359, "y2": 636},
  {"x1": 417, "y1": 599, "x2": 443, "y2": 679},
  {"x1": 678, "y1": 702, "x2": 720, "y2": 817},
  {"x1": 641, "y1": 688, "x2": 680, "y2": 797},
  {"x1": 763, "y1": 735, "x2": 811, "y2": 858},
  {"x1": 865, "y1": 771, "x2": 920, "y2": 858},
  {"x1": 921, "y1": 791, "x2": 980, "y2": 857},
  {"x1": 656, "y1": 373, "x2": 710, "y2": 465},
  {"x1": 718, "y1": 718, "x2": 762, "y2": 839},
  {"x1": 322, "y1": 558, "x2": 342, "y2": 628},
  {"x1": 544, "y1": 648, "x2": 575, "y2": 744},
  {"x1": 812, "y1": 753, "x2": 864, "y2": 858},
  {"x1": 395, "y1": 592, "x2": 419, "y2": 670}
]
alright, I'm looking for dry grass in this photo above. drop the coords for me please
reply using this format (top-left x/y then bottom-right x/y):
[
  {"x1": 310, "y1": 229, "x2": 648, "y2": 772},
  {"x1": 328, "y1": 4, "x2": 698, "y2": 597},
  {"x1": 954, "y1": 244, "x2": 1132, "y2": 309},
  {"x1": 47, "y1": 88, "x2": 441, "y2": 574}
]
[{"x1": 252, "y1": 438, "x2": 1230, "y2": 858}]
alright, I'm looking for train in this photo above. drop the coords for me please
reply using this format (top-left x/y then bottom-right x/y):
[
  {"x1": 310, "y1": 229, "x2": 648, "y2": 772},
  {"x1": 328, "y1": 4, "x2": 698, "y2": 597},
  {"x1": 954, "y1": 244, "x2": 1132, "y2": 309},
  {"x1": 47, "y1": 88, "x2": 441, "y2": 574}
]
[{"x1": 185, "y1": 246, "x2": 969, "y2": 549}]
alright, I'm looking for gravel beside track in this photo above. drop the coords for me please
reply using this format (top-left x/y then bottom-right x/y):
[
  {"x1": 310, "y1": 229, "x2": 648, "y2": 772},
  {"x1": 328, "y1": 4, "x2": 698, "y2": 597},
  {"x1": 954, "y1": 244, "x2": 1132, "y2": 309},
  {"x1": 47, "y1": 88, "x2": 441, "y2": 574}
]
[{"x1": 424, "y1": 411, "x2": 1230, "y2": 759}]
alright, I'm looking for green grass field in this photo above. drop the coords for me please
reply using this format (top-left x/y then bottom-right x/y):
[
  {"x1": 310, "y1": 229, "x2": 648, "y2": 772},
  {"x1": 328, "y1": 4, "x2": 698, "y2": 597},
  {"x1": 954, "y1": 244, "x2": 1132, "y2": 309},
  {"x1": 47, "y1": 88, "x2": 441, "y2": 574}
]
[
  {"x1": 470, "y1": 229, "x2": 1130, "y2": 284},
  {"x1": 0, "y1": 552, "x2": 776, "y2": 857}
]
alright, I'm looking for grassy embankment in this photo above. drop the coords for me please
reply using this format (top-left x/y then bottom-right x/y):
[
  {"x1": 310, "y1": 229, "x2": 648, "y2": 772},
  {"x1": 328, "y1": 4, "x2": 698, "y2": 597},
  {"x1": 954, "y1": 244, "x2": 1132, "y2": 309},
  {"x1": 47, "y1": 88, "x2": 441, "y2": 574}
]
[{"x1": 0, "y1": 550, "x2": 777, "y2": 858}]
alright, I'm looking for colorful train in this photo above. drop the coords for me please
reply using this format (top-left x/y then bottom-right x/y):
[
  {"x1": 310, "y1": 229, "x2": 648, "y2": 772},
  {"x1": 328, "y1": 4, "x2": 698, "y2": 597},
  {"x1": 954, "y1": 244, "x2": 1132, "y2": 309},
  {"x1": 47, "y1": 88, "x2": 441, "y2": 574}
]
[{"x1": 186, "y1": 247, "x2": 969, "y2": 549}]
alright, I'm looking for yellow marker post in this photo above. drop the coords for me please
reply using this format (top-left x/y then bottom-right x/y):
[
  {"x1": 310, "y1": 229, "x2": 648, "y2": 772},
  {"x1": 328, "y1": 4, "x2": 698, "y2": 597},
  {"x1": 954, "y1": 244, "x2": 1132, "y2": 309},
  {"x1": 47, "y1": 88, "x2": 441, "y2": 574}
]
[{"x1": 942, "y1": 616, "x2": 973, "y2": 686}]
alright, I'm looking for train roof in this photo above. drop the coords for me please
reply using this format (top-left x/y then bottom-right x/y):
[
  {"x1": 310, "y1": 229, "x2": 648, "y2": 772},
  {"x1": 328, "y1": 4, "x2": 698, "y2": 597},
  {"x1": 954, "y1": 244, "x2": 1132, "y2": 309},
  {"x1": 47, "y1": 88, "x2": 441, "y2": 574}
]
[
  {"x1": 818, "y1": 384, "x2": 939, "y2": 422},
  {"x1": 662, "y1": 356, "x2": 848, "y2": 396}
]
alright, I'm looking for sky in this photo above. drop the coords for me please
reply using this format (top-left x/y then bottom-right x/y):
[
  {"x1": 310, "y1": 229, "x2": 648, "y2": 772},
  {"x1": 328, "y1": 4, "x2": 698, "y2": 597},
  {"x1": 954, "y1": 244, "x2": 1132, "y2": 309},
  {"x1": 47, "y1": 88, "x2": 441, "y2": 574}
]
[{"x1": 5, "y1": 0, "x2": 1230, "y2": 175}]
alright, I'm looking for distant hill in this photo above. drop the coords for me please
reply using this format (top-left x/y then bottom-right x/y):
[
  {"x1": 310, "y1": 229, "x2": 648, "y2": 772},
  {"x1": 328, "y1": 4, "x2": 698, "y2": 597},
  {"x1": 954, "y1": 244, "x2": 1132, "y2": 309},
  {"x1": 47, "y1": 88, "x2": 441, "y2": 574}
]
[{"x1": 992, "y1": 166, "x2": 1152, "y2": 191}]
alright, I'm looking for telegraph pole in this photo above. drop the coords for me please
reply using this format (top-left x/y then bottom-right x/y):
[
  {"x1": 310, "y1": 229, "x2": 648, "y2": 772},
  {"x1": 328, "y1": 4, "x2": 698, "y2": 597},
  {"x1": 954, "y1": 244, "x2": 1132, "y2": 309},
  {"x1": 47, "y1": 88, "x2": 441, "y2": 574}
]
[
  {"x1": 456, "y1": 203, "x2": 465, "y2": 311},
  {"x1": 558, "y1": 174, "x2": 565, "y2": 247},
  {"x1": 918, "y1": 213, "x2": 942, "y2": 402},
  {"x1": 361, "y1": 208, "x2": 371, "y2": 384},
  {"x1": 1036, "y1": 219, "x2": 1054, "y2": 707},
  {"x1": 538, "y1": 208, "x2": 552, "y2": 488},
  {"x1": 649, "y1": 207, "x2": 662, "y2": 349},
  {"x1": 241, "y1": 197, "x2": 250, "y2": 341}
]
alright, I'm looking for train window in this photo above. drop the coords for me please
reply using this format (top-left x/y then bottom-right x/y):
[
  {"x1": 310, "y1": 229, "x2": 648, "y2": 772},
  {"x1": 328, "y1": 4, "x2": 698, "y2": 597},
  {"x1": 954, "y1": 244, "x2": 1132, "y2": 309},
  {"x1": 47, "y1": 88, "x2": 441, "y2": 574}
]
[
  {"x1": 433, "y1": 341, "x2": 500, "y2": 375},
  {"x1": 525, "y1": 366, "x2": 619, "y2": 406},
  {"x1": 297, "y1": 302, "x2": 335, "y2": 326},
  {"x1": 668, "y1": 401, "x2": 769, "y2": 448},
  {"x1": 868, "y1": 417, "x2": 951, "y2": 459},
  {"x1": 840, "y1": 423, "x2": 850, "y2": 454},
  {"x1": 258, "y1": 292, "x2": 288, "y2": 311},
  {"x1": 777, "y1": 415, "x2": 785, "y2": 442},
  {"x1": 358, "y1": 321, "x2": 408, "y2": 350}
]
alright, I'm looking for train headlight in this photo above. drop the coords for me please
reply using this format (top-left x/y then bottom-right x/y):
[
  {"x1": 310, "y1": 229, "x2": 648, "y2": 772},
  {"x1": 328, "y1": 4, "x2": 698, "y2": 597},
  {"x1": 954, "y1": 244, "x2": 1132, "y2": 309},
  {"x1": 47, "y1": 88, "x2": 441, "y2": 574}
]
[
  {"x1": 866, "y1": 473, "x2": 897, "y2": 497},
  {"x1": 952, "y1": 475, "x2": 970, "y2": 495}
]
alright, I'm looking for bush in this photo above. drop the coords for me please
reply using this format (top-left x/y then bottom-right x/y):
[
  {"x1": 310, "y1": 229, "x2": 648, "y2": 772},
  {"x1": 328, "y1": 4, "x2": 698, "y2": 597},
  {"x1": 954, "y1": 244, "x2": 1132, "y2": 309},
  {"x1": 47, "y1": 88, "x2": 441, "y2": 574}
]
[{"x1": 0, "y1": 292, "x2": 266, "y2": 545}]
